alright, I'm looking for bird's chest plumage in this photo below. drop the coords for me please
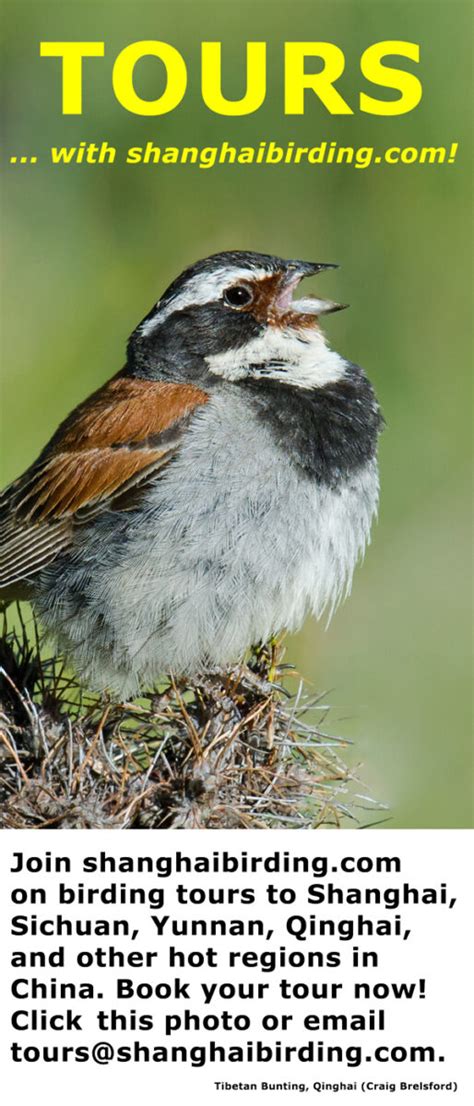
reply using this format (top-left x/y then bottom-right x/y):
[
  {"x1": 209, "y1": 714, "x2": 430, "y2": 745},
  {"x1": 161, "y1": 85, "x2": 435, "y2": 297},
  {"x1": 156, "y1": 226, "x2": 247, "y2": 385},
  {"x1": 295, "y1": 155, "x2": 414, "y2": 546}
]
[
  {"x1": 38, "y1": 389, "x2": 378, "y2": 692},
  {"x1": 121, "y1": 390, "x2": 378, "y2": 637}
]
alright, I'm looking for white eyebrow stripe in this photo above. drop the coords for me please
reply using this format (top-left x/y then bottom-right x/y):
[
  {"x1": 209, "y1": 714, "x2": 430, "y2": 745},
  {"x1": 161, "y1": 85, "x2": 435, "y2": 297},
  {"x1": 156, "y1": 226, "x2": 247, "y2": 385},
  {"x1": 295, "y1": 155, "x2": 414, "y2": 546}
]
[{"x1": 139, "y1": 266, "x2": 269, "y2": 335}]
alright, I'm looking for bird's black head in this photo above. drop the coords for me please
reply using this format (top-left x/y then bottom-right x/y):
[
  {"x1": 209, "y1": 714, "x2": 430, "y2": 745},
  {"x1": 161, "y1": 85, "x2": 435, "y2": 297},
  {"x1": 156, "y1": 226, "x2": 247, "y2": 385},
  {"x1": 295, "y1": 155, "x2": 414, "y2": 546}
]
[{"x1": 127, "y1": 250, "x2": 345, "y2": 382}]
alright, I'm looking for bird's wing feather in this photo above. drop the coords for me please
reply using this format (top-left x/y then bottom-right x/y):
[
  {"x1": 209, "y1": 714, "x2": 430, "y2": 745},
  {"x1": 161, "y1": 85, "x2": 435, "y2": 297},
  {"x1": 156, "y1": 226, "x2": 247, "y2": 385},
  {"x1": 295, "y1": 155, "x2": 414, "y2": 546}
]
[{"x1": 0, "y1": 375, "x2": 209, "y2": 593}]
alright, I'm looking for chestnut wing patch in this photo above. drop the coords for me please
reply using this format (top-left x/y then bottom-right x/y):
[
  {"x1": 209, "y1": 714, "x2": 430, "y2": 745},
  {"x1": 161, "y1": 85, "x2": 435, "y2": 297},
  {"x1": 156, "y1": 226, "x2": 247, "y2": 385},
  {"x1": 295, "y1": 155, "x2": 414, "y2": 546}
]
[
  {"x1": 0, "y1": 377, "x2": 209, "y2": 592},
  {"x1": 14, "y1": 440, "x2": 175, "y2": 521}
]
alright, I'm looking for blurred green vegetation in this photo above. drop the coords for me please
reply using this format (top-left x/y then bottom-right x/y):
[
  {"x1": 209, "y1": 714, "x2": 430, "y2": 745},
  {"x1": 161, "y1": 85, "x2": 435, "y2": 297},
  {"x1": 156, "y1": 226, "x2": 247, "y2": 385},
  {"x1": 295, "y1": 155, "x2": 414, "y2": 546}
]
[{"x1": 1, "y1": 0, "x2": 472, "y2": 826}]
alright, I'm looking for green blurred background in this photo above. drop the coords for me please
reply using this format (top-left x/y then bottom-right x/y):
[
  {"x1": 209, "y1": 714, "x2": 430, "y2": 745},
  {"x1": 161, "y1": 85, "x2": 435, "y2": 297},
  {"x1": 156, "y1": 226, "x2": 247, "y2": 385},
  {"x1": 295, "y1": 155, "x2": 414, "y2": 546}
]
[{"x1": 1, "y1": 0, "x2": 472, "y2": 827}]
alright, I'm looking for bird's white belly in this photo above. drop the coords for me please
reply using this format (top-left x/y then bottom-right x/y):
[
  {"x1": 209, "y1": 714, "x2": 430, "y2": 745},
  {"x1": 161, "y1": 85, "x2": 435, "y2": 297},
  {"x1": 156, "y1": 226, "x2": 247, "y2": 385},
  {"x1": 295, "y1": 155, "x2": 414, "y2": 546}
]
[{"x1": 83, "y1": 393, "x2": 379, "y2": 690}]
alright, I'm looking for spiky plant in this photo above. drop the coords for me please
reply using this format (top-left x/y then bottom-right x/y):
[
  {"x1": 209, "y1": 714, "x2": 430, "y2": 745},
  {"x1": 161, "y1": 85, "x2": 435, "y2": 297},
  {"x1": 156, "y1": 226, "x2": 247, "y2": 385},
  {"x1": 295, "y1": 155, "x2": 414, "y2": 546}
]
[{"x1": 0, "y1": 607, "x2": 383, "y2": 829}]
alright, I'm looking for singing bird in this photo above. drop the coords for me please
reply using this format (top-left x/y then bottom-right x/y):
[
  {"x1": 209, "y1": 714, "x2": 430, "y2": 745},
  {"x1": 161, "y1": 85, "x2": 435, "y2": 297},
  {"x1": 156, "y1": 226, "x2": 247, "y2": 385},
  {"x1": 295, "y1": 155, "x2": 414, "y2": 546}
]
[{"x1": 0, "y1": 251, "x2": 383, "y2": 694}]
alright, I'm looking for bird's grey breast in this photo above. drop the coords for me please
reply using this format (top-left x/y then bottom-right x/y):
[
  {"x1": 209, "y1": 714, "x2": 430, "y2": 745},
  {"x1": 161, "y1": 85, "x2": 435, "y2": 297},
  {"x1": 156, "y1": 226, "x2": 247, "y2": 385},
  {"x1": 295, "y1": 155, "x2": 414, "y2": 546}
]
[{"x1": 136, "y1": 387, "x2": 379, "y2": 626}]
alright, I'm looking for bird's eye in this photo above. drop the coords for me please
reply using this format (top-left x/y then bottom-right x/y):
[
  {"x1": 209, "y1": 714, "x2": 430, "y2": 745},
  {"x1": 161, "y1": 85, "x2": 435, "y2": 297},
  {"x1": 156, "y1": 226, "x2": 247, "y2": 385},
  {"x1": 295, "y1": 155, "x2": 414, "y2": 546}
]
[{"x1": 223, "y1": 285, "x2": 254, "y2": 308}]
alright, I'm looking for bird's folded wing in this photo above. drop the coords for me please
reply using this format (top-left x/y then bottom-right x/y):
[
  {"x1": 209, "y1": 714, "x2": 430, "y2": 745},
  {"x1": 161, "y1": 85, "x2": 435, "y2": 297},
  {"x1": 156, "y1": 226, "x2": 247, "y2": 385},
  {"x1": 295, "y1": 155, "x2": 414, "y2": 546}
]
[{"x1": 0, "y1": 376, "x2": 209, "y2": 591}]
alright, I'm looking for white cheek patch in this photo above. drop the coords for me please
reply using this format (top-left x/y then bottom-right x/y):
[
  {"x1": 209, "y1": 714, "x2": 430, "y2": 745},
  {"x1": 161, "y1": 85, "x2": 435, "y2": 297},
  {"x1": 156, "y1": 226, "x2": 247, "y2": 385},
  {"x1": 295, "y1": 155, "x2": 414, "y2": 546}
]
[
  {"x1": 139, "y1": 266, "x2": 268, "y2": 336},
  {"x1": 205, "y1": 328, "x2": 347, "y2": 389}
]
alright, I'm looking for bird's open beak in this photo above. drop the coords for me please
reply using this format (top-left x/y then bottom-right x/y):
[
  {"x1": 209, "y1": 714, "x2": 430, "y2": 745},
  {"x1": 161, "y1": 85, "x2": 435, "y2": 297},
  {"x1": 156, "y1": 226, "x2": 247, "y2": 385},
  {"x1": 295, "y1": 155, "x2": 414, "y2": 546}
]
[{"x1": 276, "y1": 262, "x2": 348, "y2": 318}]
